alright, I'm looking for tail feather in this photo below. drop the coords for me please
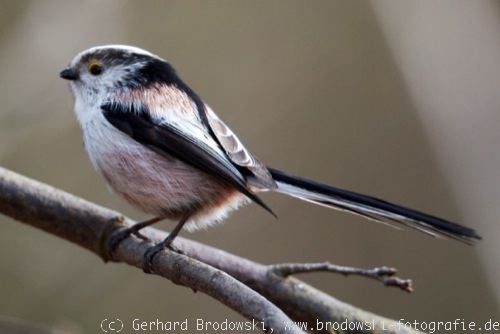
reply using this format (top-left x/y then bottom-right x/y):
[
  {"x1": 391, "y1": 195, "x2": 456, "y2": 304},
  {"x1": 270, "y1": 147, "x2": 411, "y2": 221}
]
[{"x1": 269, "y1": 168, "x2": 481, "y2": 244}]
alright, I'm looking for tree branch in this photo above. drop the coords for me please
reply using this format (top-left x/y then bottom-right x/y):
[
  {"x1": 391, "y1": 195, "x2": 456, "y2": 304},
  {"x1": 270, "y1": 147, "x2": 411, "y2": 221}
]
[
  {"x1": 0, "y1": 166, "x2": 419, "y2": 334},
  {"x1": 268, "y1": 262, "x2": 413, "y2": 293}
]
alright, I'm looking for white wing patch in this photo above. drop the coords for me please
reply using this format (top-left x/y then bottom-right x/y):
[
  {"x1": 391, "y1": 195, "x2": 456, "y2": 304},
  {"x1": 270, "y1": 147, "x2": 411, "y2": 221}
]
[
  {"x1": 114, "y1": 85, "x2": 276, "y2": 190},
  {"x1": 205, "y1": 106, "x2": 276, "y2": 190}
]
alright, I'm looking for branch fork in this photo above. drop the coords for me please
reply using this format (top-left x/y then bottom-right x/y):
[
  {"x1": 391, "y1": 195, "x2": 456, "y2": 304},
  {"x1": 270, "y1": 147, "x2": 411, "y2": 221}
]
[{"x1": 0, "y1": 166, "x2": 419, "y2": 334}]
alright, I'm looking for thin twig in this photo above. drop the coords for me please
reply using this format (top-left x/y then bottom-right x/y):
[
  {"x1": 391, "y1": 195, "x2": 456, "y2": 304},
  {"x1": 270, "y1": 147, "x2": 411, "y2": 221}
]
[{"x1": 268, "y1": 262, "x2": 413, "y2": 293}]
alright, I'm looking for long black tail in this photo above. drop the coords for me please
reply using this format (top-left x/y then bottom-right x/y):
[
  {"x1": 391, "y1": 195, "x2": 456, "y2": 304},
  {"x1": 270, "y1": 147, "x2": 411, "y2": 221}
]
[{"x1": 269, "y1": 168, "x2": 481, "y2": 244}]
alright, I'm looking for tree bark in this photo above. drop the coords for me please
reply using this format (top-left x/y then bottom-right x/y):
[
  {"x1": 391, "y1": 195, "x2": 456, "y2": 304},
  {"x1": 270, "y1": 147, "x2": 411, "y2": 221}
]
[{"x1": 0, "y1": 166, "x2": 419, "y2": 334}]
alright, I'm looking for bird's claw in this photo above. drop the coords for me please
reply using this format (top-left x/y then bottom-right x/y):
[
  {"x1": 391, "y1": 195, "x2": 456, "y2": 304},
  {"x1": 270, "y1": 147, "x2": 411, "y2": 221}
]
[
  {"x1": 106, "y1": 226, "x2": 151, "y2": 260},
  {"x1": 142, "y1": 240, "x2": 183, "y2": 274}
]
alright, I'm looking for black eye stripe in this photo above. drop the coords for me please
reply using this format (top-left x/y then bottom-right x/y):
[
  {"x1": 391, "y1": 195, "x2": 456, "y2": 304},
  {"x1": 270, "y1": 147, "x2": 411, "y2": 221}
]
[{"x1": 80, "y1": 49, "x2": 183, "y2": 88}]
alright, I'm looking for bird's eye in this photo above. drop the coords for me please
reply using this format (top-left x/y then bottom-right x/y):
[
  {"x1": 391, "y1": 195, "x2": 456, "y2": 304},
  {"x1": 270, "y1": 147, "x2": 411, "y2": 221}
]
[{"x1": 88, "y1": 62, "x2": 103, "y2": 76}]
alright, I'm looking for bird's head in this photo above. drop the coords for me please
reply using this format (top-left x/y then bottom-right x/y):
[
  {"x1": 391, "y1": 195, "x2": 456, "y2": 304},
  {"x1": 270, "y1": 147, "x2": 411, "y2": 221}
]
[{"x1": 60, "y1": 45, "x2": 176, "y2": 102}]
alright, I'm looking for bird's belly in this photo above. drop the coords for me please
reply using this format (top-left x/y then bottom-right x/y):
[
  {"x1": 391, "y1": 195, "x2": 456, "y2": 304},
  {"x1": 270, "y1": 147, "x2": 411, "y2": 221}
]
[{"x1": 83, "y1": 119, "x2": 247, "y2": 230}]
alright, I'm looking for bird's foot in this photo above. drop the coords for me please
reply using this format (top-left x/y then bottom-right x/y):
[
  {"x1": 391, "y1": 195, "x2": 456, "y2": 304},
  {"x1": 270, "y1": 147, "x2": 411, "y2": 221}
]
[
  {"x1": 142, "y1": 237, "x2": 183, "y2": 274},
  {"x1": 106, "y1": 226, "x2": 150, "y2": 260}
]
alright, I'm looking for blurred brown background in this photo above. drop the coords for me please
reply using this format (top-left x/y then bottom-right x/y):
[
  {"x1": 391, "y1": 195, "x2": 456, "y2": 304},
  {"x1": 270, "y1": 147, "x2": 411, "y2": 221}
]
[{"x1": 0, "y1": 0, "x2": 499, "y2": 333}]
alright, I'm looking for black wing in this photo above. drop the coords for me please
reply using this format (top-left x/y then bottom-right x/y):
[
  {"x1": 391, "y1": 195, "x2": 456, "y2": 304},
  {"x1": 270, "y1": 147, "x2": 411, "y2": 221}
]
[
  {"x1": 101, "y1": 101, "x2": 275, "y2": 216},
  {"x1": 156, "y1": 64, "x2": 277, "y2": 190}
]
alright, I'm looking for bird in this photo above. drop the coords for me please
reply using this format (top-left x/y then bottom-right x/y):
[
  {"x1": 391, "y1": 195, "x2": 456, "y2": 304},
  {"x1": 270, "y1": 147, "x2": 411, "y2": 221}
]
[{"x1": 60, "y1": 45, "x2": 480, "y2": 272}]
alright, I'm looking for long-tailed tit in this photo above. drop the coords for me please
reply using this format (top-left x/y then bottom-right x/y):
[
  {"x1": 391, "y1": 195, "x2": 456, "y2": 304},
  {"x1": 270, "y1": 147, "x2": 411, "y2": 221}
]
[{"x1": 60, "y1": 45, "x2": 480, "y2": 272}]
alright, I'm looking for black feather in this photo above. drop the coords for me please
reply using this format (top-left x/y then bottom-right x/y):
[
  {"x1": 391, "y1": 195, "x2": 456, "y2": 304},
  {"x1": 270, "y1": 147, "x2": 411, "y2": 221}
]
[
  {"x1": 100, "y1": 101, "x2": 275, "y2": 217},
  {"x1": 269, "y1": 168, "x2": 481, "y2": 243},
  {"x1": 138, "y1": 58, "x2": 229, "y2": 161}
]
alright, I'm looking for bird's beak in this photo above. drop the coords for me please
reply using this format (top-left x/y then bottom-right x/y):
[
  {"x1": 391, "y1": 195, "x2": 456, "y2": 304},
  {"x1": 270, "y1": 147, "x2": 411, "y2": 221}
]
[{"x1": 59, "y1": 67, "x2": 79, "y2": 81}]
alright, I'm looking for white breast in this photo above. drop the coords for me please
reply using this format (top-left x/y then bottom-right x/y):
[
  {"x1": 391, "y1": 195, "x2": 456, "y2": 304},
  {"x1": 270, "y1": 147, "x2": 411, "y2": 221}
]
[{"x1": 75, "y1": 103, "x2": 248, "y2": 231}]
